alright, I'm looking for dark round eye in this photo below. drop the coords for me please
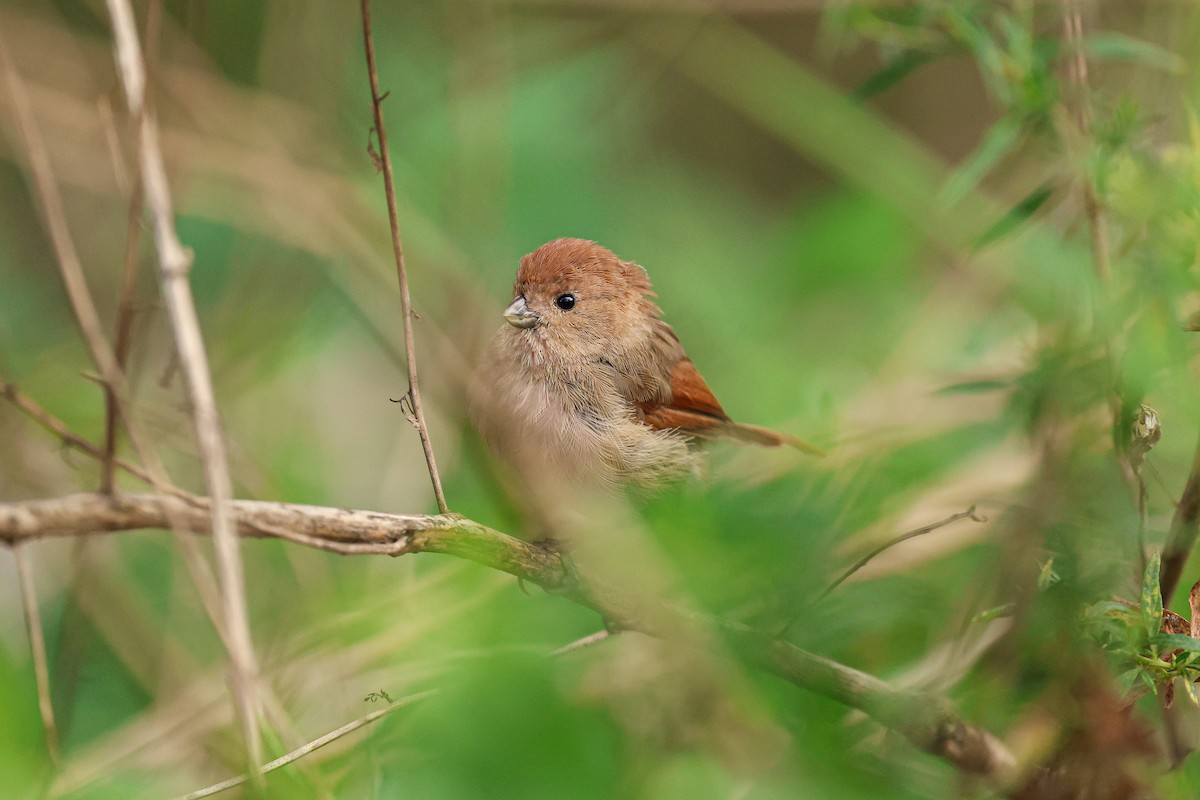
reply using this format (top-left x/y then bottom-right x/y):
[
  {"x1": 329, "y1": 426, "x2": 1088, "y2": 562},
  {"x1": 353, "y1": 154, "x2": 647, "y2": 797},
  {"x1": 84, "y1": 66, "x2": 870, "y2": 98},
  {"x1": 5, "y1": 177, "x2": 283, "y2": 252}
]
[{"x1": 555, "y1": 293, "x2": 576, "y2": 311}]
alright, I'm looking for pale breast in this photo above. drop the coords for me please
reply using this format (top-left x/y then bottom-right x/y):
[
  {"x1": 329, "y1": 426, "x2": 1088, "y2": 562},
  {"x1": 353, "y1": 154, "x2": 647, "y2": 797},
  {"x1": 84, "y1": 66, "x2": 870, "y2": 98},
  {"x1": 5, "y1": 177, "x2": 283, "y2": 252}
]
[{"x1": 471, "y1": 330, "x2": 694, "y2": 488}]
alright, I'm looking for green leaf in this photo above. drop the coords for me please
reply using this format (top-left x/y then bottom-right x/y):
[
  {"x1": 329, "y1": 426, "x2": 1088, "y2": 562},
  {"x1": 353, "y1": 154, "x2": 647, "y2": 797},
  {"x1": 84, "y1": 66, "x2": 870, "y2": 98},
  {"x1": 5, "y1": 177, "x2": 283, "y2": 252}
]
[
  {"x1": 1117, "y1": 667, "x2": 1144, "y2": 695},
  {"x1": 1141, "y1": 551, "x2": 1163, "y2": 641},
  {"x1": 940, "y1": 116, "x2": 1024, "y2": 207},
  {"x1": 1037, "y1": 558, "x2": 1060, "y2": 590},
  {"x1": 974, "y1": 603, "x2": 1016, "y2": 623},
  {"x1": 853, "y1": 49, "x2": 939, "y2": 101},
  {"x1": 973, "y1": 182, "x2": 1057, "y2": 249},
  {"x1": 1152, "y1": 634, "x2": 1200, "y2": 653},
  {"x1": 936, "y1": 379, "x2": 1013, "y2": 396},
  {"x1": 1086, "y1": 600, "x2": 1136, "y2": 620},
  {"x1": 1184, "y1": 678, "x2": 1200, "y2": 707},
  {"x1": 1085, "y1": 33, "x2": 1186, "y2": 74}
]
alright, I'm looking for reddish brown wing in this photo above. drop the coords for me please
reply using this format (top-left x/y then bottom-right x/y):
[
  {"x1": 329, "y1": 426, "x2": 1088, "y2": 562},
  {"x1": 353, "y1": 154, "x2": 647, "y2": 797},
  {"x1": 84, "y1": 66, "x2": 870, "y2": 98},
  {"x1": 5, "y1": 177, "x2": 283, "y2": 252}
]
[{"x1": 640, "y1": 358, "x2": 730, "y2": 435}]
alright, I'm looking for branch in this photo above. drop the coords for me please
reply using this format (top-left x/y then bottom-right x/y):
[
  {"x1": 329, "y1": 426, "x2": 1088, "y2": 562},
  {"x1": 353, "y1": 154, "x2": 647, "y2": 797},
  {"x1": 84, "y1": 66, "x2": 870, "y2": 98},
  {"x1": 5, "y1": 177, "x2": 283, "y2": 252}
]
[
  {"x1": 0, "y1": 492, "x2": 1016, "y2": 783},
  {"x1": 360, "y1": 0, "x2": 449, "y2": 514},
  {"x1": 738, "y1": 630, "x2": 1015, "y2": 778},
  {"x1": 104, "y1": 0, "x2": 264, "y2": 771},
  {"x1": 1162, "y1": 433, "x2": 1200, "y2": 606}
]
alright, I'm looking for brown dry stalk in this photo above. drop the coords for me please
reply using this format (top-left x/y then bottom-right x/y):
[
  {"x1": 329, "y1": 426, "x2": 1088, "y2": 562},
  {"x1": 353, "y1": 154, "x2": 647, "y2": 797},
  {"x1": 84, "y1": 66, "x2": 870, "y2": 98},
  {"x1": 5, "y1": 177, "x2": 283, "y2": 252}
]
[
  {"x1": 0, "y1": 33, "x2": 153, "y2": 470},
  {"x1": 1162, "y1": 434, "x2": 1200, "y2": 606},
  {"x1": 14, "y1": 544, "x2": 59, "y2": 762},
  {"x1": 360, "y1": 0, "x2": 449, "y2": 514},
  {"x1": 0, "y1": 380, "x2": 171, "y2": 494},
  {"x1": 103, "y1": 0, "x2": 264, "y2": 773},
  {"x1": 101, "y1": 0, "x2": 158, "y2": 495}
]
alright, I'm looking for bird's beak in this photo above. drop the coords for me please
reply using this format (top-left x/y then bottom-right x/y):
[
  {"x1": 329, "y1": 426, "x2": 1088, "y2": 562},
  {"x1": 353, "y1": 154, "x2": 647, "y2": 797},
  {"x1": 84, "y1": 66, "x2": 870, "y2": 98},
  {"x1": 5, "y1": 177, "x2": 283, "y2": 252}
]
[{"x1": 503, "y1": 296, "x2": 539, "y2": 329}]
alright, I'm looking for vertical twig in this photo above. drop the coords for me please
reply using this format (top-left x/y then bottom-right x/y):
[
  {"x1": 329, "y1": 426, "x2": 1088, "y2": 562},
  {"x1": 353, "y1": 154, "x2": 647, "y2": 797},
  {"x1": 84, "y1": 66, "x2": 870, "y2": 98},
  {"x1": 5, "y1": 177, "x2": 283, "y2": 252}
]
[
  {"x1": 1063, "y1": 0, "x2": 1109, "y2": 282},
  {"x1": 14, "y1": 545, "x2": 59, "y2": 762},
  {"x1": 360, "y1": 0, "x2": 450, "y2": 514},
  {"x1": 1062, "y1": 2, "x2": 1149, "y2": 579},
  {"x1": 104, "y1": 0, "x2": 264, "y2": 773},
  {"x1": 1161, "y1": 435, "x2": 1200, "y2": 607},
  {"x1": 101, "y1": 0, "x2": 159, "y2": 495}
]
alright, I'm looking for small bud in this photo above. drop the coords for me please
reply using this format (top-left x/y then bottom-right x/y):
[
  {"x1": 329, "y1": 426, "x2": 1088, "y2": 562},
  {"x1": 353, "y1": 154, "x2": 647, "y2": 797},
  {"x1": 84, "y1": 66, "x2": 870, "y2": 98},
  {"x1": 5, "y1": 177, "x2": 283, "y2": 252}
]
[{"x1": 1129, "y1": 404, "x2": 1161, "y2": 468}]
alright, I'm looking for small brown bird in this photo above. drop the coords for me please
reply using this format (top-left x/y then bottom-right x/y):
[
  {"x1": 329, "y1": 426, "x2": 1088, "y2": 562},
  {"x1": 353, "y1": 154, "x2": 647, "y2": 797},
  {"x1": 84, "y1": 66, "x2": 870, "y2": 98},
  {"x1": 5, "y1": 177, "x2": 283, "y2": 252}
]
[{"x1": 471, "y1": 238, "x2": 819, "y2": 488}]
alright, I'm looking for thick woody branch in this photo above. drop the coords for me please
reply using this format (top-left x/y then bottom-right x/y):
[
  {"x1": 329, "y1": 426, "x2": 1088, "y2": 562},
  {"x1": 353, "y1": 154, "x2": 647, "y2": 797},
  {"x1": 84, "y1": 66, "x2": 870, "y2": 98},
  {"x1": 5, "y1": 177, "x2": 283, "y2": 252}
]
[
  {"x1": 739, "y1": 631, "x2": 1015, "y2": 779},
  {"x1": 0, "y1": 494, "x2": 571, "y2": 589},
  {"x1": 0, "y1": 492, "x2": 1015, "y2": 783}
]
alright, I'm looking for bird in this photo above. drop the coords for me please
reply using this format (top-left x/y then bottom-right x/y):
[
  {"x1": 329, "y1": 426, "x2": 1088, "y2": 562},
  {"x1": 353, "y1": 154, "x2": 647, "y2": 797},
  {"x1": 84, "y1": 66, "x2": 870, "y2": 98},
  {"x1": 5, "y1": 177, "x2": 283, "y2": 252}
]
[{"x1": 471, "y1": 238, "x2": 820, "y2": 489}]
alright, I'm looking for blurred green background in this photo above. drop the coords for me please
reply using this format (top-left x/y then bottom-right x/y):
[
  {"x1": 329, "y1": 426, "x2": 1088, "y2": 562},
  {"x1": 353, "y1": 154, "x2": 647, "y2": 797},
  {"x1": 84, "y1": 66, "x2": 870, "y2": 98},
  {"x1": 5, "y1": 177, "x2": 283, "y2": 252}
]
[{"x1": 2, "y1": 0, "x2": 1200, "y2": 797}]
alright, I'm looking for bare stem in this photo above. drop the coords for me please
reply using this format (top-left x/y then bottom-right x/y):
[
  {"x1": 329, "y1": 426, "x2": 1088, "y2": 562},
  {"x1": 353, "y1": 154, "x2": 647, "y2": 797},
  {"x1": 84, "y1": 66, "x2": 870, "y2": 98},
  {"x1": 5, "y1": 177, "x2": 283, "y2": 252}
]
[
  {"x1": 101, "y1": 0, "x2": 158, "y2": 495},
  {"x1": 823, "y1": 505, "x2": 985, "y2": 598},
  {"x1": 1162, "y1": 434, "x2": 1200, "y2": 606},
  {"x1": 360, "y1": 0, "x2": 449, "y2": 514},
  {"x1": 14, "y1": 545, "x2": 59, "y2": 762},
  {"x1": 172, "y1": 690, "x2": 438, "y2": 800},
  {"x1": 0, "y1": 32, "x2": 152, "y2": 468},
  {"x1": 0, "y1": 379, "x2": 176, "y2": 494},
  {"x1": 1063, "y1": 0, "x2": 1109, "y2": 282},
  {"x1": 104, "y1": 0, "x2": 264, "y2": 772}
]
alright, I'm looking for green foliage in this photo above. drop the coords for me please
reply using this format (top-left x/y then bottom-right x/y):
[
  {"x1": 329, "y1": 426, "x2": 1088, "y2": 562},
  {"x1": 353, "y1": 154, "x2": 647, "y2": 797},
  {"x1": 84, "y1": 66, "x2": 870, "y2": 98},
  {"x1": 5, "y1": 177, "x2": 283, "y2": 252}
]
[{"x1": 1, "y1": 0, "x2": 1199, "y2": 797}]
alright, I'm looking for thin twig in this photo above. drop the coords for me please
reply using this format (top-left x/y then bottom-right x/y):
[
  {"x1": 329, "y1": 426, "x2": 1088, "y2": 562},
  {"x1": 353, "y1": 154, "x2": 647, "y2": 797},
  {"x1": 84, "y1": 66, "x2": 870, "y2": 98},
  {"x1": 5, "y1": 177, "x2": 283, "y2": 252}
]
[
  {"x1": 104, "y1": 0, "x2": 264, "y2": 772},
  {"x1": 1063, "y1": 0, "x2": 1110, "y2": 282},
  {"x1": 0, "y1": 379, "x2": 179, "y2": 494},
  {"x1": 552, "y1": 629, "x2": 612, "y2": 656},
  {"x1": 360, "y1": 0, "x2": 449, "y2": 514},
  {"x1": 14, "y1": 544, "x2": 59, "y2": 762},
  {"x1": 824, "y1": 505, "x2": 985, "y2": 598},
  {"x1": 0, "y1": 31, "x2": 153, "y2": 469},
  {"x1": 100, "y1": 170, "x2": 145, "y2": 494},
  {"x1": 102, "y1": 0, "x2": 159, "y2": 494},
  {"x1": 172, "y1": 689, "x2": 438, "y2": 800},
  {"x1": 1162, "y1": 434, "x2": 1200, "y2": 606}
]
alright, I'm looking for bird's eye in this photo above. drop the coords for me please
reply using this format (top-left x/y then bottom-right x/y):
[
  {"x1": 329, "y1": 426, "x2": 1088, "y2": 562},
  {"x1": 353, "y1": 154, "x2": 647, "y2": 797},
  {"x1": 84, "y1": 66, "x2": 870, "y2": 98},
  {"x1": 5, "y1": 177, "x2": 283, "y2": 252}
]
[{"x1": 555, "y1": 293, "x2": 576, "y2": 311}]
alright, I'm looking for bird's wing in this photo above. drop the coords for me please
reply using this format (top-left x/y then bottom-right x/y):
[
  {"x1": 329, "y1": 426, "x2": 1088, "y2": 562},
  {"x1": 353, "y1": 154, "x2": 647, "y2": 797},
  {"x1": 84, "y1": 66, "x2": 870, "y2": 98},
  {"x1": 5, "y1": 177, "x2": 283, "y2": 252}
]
[
  {"x1": 639, "y1": 358, "x2": 730, "y2": 435},
  {"x1": 639, "y1": 357, "x2": 824, "y2": 454}
]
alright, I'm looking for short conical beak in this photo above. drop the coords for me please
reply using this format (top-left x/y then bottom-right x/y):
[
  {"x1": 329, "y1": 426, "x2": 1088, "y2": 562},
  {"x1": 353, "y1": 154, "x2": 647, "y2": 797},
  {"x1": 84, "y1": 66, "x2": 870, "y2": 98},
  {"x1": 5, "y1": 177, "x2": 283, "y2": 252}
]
[{"x1": 503, "y1": 296, "x2": 539, "y2": 329}]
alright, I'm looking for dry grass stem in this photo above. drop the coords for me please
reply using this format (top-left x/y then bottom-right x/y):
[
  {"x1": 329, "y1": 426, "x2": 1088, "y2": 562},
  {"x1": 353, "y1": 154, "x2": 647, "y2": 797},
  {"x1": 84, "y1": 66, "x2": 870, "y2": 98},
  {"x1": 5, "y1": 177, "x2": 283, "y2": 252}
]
[
  {"x1": 14, "y1": 544, "x2": 59, "y2": 762},
  {"x1": 0, "y1": 32, "x2": 153, "y2": 468},
  {"x1": 172, "y1": 690, "x2": 438, "y2": 800},
  {"x1": 360, "y1": 0, "x2": 450, "y2": 514},
  {"x1": 823, "y1": 505, "x2": 985, "y2": 598},
  {"x1": 104, "y1": 0, "x2": 264, "y2": 771},
  {"x1": 1162, "y1": 434, "x2": 1200, "y2": 606}
]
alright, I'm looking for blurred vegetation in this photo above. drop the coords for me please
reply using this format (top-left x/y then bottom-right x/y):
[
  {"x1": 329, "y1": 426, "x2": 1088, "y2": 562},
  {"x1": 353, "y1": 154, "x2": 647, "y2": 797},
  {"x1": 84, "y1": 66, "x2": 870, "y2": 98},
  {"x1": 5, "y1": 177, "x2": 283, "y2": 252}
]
[{"x1": 2, "y1": 0, "x2": 1200, "y2": 797}]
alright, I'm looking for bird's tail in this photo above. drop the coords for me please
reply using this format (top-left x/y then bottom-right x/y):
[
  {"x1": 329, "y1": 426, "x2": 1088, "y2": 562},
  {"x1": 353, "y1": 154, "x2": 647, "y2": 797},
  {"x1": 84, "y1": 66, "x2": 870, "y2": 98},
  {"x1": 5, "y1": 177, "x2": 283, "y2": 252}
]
[{"x1": 726, "y1": 422, "x2": 825, "y2": 456}]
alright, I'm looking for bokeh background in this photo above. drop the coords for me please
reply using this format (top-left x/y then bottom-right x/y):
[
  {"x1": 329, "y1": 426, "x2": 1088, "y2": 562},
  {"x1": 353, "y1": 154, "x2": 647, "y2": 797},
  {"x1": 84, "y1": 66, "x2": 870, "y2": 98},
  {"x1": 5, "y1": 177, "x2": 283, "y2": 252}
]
[{"x1": 2, "y1": 1, "x2": 1200, "y2": 797}]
